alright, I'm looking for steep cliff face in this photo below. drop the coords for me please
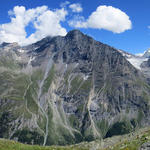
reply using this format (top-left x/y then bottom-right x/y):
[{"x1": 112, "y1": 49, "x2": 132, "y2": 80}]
[{"x1": 0, "y1": 30, "x2": 150, "y2": 146}]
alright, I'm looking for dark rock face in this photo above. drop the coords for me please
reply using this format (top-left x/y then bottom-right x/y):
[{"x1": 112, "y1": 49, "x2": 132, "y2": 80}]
[
  {"x1": 140, "y1": 58, "x2": 150, "y2": 83},
  {"x1": 141, "y1": 58, "x2": 150, "y2": 68},
  {"x1": 140, "y1": 142, "x2": 150, "y2": 150},
  {"x1": 0, "y1": 30, "x2": 150, "y2": 145}
]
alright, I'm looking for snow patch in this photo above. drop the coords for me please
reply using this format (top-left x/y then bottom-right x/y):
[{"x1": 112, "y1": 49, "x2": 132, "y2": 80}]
[
  {"x1": 127, "y1": 57, "x2": 148, "y2": 70},
  {"x1": 118, "y1": 49, "x2": 133, "y2": 58},
  {"x1": 83, "y1": 75, "x2": 89, "y2": 80},
  {"x1": 135, "y1": 52, "x2": 145, "y2": 57},
  {"x1": 18, "y1": 49, "x2": 25, "y2": 53},
  {"x1": 65, "y1": 64, "x2": 68, "y2": 69},
  {"x1": 118, "y1": 49, "x2": 148, "y2": 70}
]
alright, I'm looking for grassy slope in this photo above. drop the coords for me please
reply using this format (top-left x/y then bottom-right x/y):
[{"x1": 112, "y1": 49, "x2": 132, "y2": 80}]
[
  {"x1": 105, "y1": 128, "x2": 150, "y2": 150},
  {"x1": 0, "y1": 139, "x2": 88, "y2": 150},
  {"x1": 1, "y1": 127, "x2": 150, "y2": 150}
]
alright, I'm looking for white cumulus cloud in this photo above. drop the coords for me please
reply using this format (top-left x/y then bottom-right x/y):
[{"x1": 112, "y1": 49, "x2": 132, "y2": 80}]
[
  {"x1": 24, "y1": 8, "x2": 67, "y2": 45},
  {"x1": 0, "y1": 6, "x2": 68, "y2": 46},
  {"x1": 69, "y1": 3, "x2": 83, "y2": 13},
  {"x1": 0, "y1": 4, "x2": 132, "y2": 46},
  {"x1": 69, "y1": 5, "x2": 132, "y2": 33}
]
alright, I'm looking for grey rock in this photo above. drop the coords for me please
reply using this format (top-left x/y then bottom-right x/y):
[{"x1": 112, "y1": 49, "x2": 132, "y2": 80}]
[{"x1": 140, "y1": 142, "x2": 150, "y2": 150}]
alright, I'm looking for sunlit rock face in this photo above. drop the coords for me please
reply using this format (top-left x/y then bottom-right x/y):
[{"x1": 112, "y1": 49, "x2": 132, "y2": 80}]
[{"x1": 0, "y1": 30, "x2": 150, "y2": 146}]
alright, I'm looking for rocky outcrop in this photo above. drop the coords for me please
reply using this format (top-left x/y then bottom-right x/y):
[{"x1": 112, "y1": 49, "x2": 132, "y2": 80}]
[{"x1": 140, "y1": 142, "x2": 150, "y2": 150}]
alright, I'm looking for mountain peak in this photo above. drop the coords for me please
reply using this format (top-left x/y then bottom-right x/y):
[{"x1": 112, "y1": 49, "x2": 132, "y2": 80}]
[
  {"x1": 0, "y1": 42, "x2": 11, "y2": 47},
  {"x1": 1, "y1": 29, "x2": 150, "y2": 147},
  {"x1": 65, "y1": 29, "x2": 85, "y2": 39},
  {"x1": 67, "y1": 29, "x2": 83, "y2": 35},
  {"x1": 143, "y1": 48, "x2": 150, "y2": 58},
  {"x1": 0, "y1": 42, "x2": 19, "y2": 48}
]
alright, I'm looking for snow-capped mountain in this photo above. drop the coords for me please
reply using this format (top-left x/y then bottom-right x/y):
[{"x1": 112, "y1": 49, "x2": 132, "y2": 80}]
[{"x1": 118, "y1": 49, "x2": 150, "y2": 70}]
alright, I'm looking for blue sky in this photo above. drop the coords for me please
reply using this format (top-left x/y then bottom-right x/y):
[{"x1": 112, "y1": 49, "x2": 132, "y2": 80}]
[{"x1": 0, "y1": 0, "x2": 150, "y2": 54}]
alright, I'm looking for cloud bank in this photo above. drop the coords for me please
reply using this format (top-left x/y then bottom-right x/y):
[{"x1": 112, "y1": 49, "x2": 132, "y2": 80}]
[
  {"x1": 0, "y1": 4, "x2": 132, "y2": 46},
  {"x1": 0, "y1": 6, "x2": 67, "y2": 46},
  {"x1": 69, "y1": 5, "x2": 132, "y2": 33}
]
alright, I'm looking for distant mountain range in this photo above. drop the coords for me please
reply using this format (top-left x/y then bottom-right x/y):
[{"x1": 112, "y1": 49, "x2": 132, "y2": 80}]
[{"x1": 0, "y1": 30, "x2": 150, "y2": 146}]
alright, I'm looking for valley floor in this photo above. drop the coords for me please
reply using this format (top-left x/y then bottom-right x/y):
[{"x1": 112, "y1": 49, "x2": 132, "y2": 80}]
[{"x1": 1, "y1": 127, "x2": 150, "y2": 150}]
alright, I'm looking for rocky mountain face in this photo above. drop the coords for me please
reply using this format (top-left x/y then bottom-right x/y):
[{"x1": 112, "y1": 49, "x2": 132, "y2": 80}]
[
  {"x1": 143, "y1": 48, "x2": 150, "y2": 58},
  {"x1": 1, "y1": 30, "x2": 150, "y2": 146}
]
